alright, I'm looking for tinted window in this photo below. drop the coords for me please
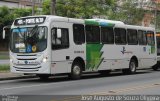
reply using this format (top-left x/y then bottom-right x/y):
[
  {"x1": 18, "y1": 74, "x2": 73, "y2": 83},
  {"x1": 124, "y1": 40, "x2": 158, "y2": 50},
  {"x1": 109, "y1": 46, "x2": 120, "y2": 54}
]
[
  {"x1": 101, "y1": 27, "x2": 114, "y2": 44},
  {"x1": 127, "y1": 29, "x2": 138, "y2": 45},
  {"x1": 115, "y1": 28, "x2": 126, "y2": 44},
  {"x1": 86, "y1": 25, "x2": 100, "y2": 43},
  {"x1": 138, "y1": 30, "x2": 147, "y2": 45},
  {"x1": 146, "y1": 31, "x2": 155, "y2": 45},
  {"x1": 52, "y1": 28, "x2": 69, "y2": 50},
  {"x1": 73, "y1": 24, "x2": 85, "y2": 44}
]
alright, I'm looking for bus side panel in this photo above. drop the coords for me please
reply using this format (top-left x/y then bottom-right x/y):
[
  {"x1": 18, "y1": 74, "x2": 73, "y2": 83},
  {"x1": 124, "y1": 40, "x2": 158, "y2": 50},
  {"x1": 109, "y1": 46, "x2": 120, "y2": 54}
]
[
  {"x1": 51, "y1": 22, "x2": 72, "y2": 74},
  {"x1": 98, "y1": 45, "x2": 129, "y2": 70},
  {"x1": 51, "y1": 22, "x2": 86, "y2": 74},
  {"x1": 139, "y1": 45, "x2": 157, "y2": 68}
]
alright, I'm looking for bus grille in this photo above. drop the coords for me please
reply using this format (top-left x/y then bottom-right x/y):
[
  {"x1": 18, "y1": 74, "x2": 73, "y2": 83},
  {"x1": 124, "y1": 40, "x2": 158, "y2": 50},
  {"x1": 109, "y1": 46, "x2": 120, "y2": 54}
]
[{"x1": 14, "y1": 66, "x2": 41, "y2": 72}]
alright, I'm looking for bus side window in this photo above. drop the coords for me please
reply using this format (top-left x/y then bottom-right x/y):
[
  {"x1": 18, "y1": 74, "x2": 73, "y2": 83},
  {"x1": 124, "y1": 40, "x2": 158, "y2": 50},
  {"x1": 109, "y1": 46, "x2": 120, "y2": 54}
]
[
  {"x1": 146, "y1": 31, "x2": 155, "y2": 45},
  {"x1": 73, "y1": 24, "x2": 85, "y2": 44},
  {"x1": 51, "y1": 28, "x2": 69, "y2": 50},
  {"x1": 101, "y1": 27, "x2": 114, "y2": 44},
  {"x1": 85, "y1": 25, "x2": 100, "y2": 44},
  {"x1": 138, "y1": 30, "x2": 147, "y2": 45},
  {"x1": 114, "y1": 28, "x2": 126, "y2": 44},
  {"x1": 127, "y1": 29, "x2": 138, "y2": 45}
]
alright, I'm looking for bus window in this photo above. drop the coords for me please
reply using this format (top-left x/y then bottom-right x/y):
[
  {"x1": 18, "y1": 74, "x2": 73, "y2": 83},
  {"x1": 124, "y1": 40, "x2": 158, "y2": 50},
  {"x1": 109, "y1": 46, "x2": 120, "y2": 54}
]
[
  {"x1": 127, "y1": 29, "x2": 138, "y2": 45},
  {"x1": 114, "y1": 28, "x2": 126, "y2": 44},
  {"x1": 51, "y1": 28, "x2": 69, "y2": 50},
  {"x1": 146, "y1": 31, "x2": 155, "y2": 45},
  {"x1": 85, "y1": 25, "x2": 100, "y2": 43},
  {"x1": 73, "y1": 24, "x2": 85, "y2": 44},
  {"x1": 138, "y1": 30, "x2": 147, "y2": 45},
  {"x1": 101, "y1": 27, "x2": 114, "y2": 44}
]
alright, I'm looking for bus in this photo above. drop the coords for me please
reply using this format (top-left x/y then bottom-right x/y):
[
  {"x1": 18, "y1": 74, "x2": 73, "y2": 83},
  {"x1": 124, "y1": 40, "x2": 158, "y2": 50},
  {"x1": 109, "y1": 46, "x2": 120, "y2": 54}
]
[
  {"x1": 3, "y1": 15, "x2": 157, "y2": 80},
  {"x1": 152, "y1": 32, "x2": 160, "y2": 70}
]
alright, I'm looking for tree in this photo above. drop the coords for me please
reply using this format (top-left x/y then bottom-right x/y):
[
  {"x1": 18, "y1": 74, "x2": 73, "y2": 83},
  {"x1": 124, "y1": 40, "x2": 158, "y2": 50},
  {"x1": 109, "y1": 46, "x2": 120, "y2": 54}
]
[
  {"x1": 42, "y1": 0, "x2": 115, "y2": 18},
  {"x1": 56, "y1": 0, "x2": 115, "y2": 18},
  {"x1": 0, "y1": 6, "x2": 32, "y2": 51},
  {"x1": 42, "y1": 0, "x2": 51, "y2": 15},
  {"x1": 109, "y1": 0, "x2": 146, "y2": 25},
  {"x1": 51, "y1": 0, "x2": 56, "y2": 15}
]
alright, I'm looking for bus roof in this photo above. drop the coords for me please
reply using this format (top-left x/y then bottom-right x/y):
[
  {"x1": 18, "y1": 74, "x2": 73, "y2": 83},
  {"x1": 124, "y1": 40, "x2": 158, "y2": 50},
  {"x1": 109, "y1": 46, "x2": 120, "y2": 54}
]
[
  {"x1": 87, "y1": 19, "x2": 124, "y2": 25},
  {"x1": 13, "y1": 15, "x2": 155, "y2": 30}
]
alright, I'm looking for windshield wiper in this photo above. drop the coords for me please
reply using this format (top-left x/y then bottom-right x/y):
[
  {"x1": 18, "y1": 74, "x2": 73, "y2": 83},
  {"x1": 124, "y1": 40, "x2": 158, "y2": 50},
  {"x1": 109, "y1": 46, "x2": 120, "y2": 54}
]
[
  {"x1": 17, "y1": 27, "x2": 23, "y2": 38},
  {"x1": 30, "y1": 25, "x2": 39, "y2": 37}
]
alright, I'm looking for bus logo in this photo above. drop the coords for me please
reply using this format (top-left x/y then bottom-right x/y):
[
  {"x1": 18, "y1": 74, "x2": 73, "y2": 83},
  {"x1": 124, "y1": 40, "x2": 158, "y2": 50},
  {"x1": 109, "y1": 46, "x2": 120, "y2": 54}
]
[
  {"x1": 121, "y1": 46, "x2": 126, "y2": 54},
  {"x1": 25, "y1": 61, "x2": 28, "y2": 64},
  {"x1": 121, "y1": 46, "x2": 133, "y2": 54}
]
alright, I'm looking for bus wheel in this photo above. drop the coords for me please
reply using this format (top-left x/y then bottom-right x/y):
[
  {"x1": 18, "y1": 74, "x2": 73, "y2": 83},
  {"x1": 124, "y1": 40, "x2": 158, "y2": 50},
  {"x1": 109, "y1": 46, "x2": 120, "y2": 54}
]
[
  {"x1": 70, "y1": 62, "x2": 82, "y2": 80},
  {"x1": 122, "y1": 59, "x2": 137, "y2": 74}
]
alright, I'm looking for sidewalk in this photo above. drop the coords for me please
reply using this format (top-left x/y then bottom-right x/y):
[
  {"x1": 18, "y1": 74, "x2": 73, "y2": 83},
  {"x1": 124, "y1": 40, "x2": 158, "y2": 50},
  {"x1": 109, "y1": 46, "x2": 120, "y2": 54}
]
[{"x1": 0, "y1": 72, "x2": 36, "y2": 81}]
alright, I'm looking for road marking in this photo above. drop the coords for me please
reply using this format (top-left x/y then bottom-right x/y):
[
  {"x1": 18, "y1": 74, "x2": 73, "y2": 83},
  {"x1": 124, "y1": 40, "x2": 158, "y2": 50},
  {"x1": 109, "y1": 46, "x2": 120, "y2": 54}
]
[{"x1": 55, "y1": 82, "x2": 160, "y2": 101}]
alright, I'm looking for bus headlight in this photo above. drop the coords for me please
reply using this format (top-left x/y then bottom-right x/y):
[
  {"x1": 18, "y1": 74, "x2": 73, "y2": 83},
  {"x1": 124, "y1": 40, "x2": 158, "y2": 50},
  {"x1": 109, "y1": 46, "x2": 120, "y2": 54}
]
[{"x1": 43, "y1": 57, "x2": 47, "y2": 63}]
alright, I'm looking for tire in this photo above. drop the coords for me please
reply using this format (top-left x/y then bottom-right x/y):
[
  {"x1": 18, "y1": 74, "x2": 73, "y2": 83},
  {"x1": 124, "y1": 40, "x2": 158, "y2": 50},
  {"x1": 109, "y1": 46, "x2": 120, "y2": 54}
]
[
  {"x1": 70, "y1": 62, "x2": 82, "y2": 80},
  {"x1": 122, "y1": 59, "x2": 137, "y2": 74}
]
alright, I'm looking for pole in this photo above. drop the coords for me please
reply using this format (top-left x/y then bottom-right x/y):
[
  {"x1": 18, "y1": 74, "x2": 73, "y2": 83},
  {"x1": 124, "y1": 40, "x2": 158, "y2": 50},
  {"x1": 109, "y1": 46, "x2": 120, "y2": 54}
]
[
  {"x1": 51, "y1": 0, "x2": 56, "y2": 15},
  {"x1": 155, "y1": 2, "x2": 157, "y2": 30},
  {"x1": 32, "y1": 0, "x2": 35, "y2": 15}
]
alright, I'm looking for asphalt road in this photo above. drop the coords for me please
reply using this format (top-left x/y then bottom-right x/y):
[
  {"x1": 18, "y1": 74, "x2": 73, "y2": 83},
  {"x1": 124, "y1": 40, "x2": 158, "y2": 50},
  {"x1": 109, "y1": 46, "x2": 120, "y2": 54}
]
[{"x1": 0, "y1": 69, "x2": 160, "y2": 101}]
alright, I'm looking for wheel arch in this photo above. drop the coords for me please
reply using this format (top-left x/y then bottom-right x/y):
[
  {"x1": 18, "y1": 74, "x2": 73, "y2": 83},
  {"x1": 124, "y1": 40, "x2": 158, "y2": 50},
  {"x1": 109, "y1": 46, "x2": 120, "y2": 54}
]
[
  {"x1": 72, "y1": 57, "x2": 85, "y2": 71},
  {"x1": 130, "y1": 56, "x2": 138, "y2": 68}
]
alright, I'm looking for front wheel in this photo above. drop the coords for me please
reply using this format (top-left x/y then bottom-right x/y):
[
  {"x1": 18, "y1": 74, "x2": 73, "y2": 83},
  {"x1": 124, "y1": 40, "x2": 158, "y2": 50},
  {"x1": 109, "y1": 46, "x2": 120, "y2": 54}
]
[
  {"x1": 122, "y1": 59, "x2": 137, "y2": 74},
  {"x1": 69, "y1": 62, "x2": 82, "y2": 80}
]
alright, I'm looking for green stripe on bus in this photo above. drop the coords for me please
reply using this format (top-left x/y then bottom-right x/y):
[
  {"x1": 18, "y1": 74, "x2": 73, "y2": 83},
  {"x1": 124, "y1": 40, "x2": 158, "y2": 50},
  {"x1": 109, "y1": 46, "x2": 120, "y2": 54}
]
[
  {"x1": 85, "y1": 20, "x2": 99, "y2": 26},
  {"x1": 86, "y1": 44, "x2": 104, "y2": 70}
]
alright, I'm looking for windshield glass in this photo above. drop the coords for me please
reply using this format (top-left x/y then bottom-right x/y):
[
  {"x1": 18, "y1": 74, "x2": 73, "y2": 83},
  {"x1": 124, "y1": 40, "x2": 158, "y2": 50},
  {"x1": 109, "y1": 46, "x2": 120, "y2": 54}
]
[{"x1": 10, "y1": 26, "x2": 47, "y2": 53}]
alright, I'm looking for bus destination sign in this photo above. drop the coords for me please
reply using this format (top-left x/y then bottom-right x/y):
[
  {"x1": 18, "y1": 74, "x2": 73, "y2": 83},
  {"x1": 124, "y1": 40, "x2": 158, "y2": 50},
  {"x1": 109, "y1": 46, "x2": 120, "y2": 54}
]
[{"x1": 14, "y1": 17, "x2": 46, "y2": 25}]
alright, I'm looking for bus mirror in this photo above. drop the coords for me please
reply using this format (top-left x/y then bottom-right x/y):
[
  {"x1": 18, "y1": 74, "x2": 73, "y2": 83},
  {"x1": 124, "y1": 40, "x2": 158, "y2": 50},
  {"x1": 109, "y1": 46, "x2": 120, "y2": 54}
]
[
  {"x1": 3, "y1": 27, "x2": 6, "y2": 39},
  {"x1": 57, "y1": 29, "x2": 62, "y2": 38}
]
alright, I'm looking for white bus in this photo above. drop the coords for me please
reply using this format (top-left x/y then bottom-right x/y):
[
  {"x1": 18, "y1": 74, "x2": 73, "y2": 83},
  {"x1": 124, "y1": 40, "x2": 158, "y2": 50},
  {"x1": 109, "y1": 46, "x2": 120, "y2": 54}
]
[
  {"x1": 3, "y1": 15, "x2": 157, "y2": 79},
  {"x1": 152, "y1": 32, "x2": 160, "y2": 70}
]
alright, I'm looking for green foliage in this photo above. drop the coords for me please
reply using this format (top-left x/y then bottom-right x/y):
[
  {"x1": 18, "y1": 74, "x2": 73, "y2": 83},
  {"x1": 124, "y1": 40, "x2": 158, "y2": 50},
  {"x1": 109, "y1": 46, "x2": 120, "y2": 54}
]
[
  {"x1": 0, "y1": 65, "x2": 9, "y2": 72},
  {"x1": 0, "y1": 6, "x2": 32, "y2": 40},
  {"x1": 13, "y1": 8, "x2": 32, "y2": 18},
  {"x1": 109, "y1": 0, "x2": 145, "y2": 25},
  {"x1": 42, "y1": 0, "x2": 51, "y2": 15},
  {"x1": 56, "y1": 0, "x2": 115, "y2": 18}
]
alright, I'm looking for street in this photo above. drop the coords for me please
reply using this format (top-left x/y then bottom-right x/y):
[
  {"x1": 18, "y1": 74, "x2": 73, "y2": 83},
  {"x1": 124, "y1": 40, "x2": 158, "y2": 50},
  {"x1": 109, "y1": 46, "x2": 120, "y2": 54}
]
[{"x1": 0, "y1": 68, "x2": 160, "y2": 101}]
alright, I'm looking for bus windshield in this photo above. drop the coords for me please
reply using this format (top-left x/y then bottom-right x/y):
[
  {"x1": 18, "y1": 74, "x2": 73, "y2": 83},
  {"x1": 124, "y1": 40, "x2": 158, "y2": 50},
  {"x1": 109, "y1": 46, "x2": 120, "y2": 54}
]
[{"x1": 10, "y1": 26, "x2": 47, "y2": 53}]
